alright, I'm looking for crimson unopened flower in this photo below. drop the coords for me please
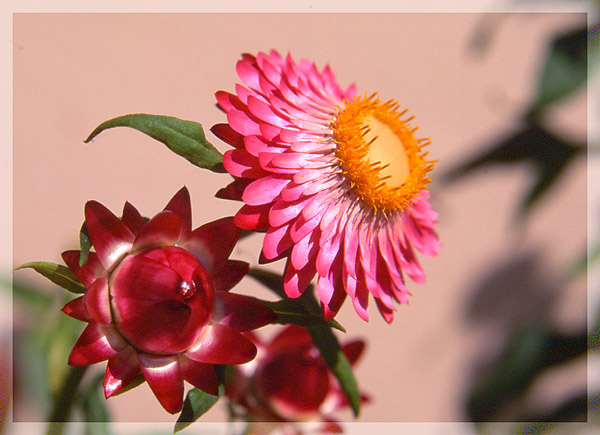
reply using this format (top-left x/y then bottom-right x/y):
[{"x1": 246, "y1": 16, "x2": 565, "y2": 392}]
[
  {"x1": 226, "y1": 325, "x2": 368, "y2": 433},
  {"x1": 212, "y1": 50, "x2": 440, "y2": 323},
  {"x1": 60, "y1": 187, "x2": 275, "y2": 413}
]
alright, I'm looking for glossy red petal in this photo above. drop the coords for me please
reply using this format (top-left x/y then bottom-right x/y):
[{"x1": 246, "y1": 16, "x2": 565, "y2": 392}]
[
  {"x1": 84, "y1": 200, "x2": 134, "y2": 270},
  {"x1": 162, "y1": 187, "x2": 192, "y2": 234},
  {"x1": 61, "y1": 250, "x2": 105, "y2": 287},
  {"x1": 104, "y1": 347, "x2": 140, "y2": 398},
  {"x1": 183, "y1": 217, "x2": 240, "y2": 275},
  {"x1": 186, "y1": 323, "x2": 257, "y2": 365},
  {"x1": 234, "y1": 203, "x2": 271, "y2": 231},
  {"x1": 83, "y1": 276, "x2": 111, "y2": 325},
  {"x1": 61, "y1": 296, "x2": 90, "y2": 322},
  {"x1": 341, "y1": 340, "x2": 365, "y2": 366},
  {"x1": 211, "y1": 260, "x2": 249, "y2": 292},
  {"x1": 215, "y1": 178, "x2": 251, "y2": 201},
  {"x1": 68, "y1": 323, "x2": 126, "y2": 366},
  {"x1": 138, "y1": 354, "x2": 184, "y2": 414},
  {"x1": 213, "y1": 291, "x2": 276, "y2": 331},
  {"x1": 179, "y1": 357, "x2": 219, "y2": 396},
  {"x1": 121, "y1": 202, "x2": 145, "y2": 236},
  {"x1": 132, "y1": 211, "x2": 183, "y2": 251},
  {"x1": 210, "y1": 123, "x2": 245, "y2": 148}
]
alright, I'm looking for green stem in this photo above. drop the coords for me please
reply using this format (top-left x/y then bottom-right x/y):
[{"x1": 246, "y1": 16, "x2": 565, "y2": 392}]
[{"x1": 46, "y1": 365, "x2": 88, "y2": 434}]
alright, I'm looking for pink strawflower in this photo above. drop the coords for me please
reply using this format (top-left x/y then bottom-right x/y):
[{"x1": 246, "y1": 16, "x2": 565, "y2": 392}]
[
  {"x1": 61, "y1": 187, "x2": 275, "y2": 413},
  {"x1": 226, "y1": 325, "x2": 368, "y2": 433},
  {"x1": 212, "y1": 51, "x2": 440, "y2": 323}
]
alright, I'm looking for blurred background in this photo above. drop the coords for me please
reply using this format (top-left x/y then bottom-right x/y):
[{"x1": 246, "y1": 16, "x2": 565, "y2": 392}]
[{"x1": 4, "y1": 2, "x2": 599, "y2": 435}]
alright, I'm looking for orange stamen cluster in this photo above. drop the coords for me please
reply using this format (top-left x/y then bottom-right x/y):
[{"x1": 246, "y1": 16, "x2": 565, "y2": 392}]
[{"x1": 332, "y1": 93, "x2": 435, "y2": 213}]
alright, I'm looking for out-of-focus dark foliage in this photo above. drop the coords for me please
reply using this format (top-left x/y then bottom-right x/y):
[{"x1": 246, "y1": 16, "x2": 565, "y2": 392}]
[
  {"x1": 446, "y1": 20, "x2": 596, "y2": 216},
  {"x1": 466, "y1": 323, "x2": 591, "y2": 422},
  {"x1": 458, "y1": 11, "x2": 598, "y2": 432},
  {"x1": 7, "y1": 277, "x2": 112, "y2": 432}
]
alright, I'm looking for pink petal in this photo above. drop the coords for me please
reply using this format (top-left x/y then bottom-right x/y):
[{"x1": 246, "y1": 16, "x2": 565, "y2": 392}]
[
  {"x1": 211, "y1": 260, "x2": 249, "y2": 292},
  {"x1": 262, "y1": 224, "x2": 294, "y2": 260},
  {"x1": 215, "y1": 90, "x2": 236, "y2": 112},
  {"x1": 344, "y1": 268, "x2": 369, "y2": 322},
  {"x1": 61, "y1": 250, "x2": 104, "y2": 287},
  {"x1": 138, "y1": 354, "x2": 184, "y2": 414},
  {"x1": 132, "y1": 211, "x2": 183, "y2": 251},
  {"x1": 242, "y1": 175, "x2": 290, "y2": 206},
  {"x1": 183, "y1": 217, "x2": 240, "y2": 275},
  {"x1": 84, "y1": 276, "x2": 111, "y2": 325},
  {"x1": 374, "y1": 297, "x2": 395, "y2": 324},
  {"x1": 290, "y1": 230, "x2": 319, "y2": 271},
  {"x1": 104, "y1": 346, "x2": 140, "y2": 398},
  {"x1": 61, "y1": 296, "x2": 90, "y2": 322},
  {"x1": 121, "y1": 202, "x2": 146, "y2": 236},
  {"x1": 186, "y1": 323, "x2": 257, "y2": 364},
  {"x1": 162, "y1": 187, "x2": 192, "y2": 235},
  {"x1": 290, "y1": 208, "x2": 323, "y2": 243},
  {"x1": 69, "y1": 323, "x2": 126, "y2": 366},
  {"x1": 227, "y1": 108, "x2": 261, "y2": 136},
  {"x1": 213, "y1": 291, "x2": 276, "y2": 331},
  {"x1": 223, "y1": 149, "x2": 268, "y2": 179},
  {"x1": 283, "y1": 257, "x2": 316, "y2": 299},
  {"x1": 269, "y1": 196, "x2": 310, "y2": 227},
  {"x1": 84, "y1": 200, "x2": 134, "y2": 270},
  {"x1": 236, "y1": 57, "x2": 261, "y2": 91},
  {"x1": 247, "y1": 95, "x2": 289, "y2": 128},
  {"x1": 323, "y1": 285, "x2": 347, "y2": 322},
  {"x1": 179, "y1": 357, "x2": 219, "y2": 396}
]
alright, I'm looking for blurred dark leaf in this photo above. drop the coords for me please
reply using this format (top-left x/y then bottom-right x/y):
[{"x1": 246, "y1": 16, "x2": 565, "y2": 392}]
[
  {"x1": 15, "y1": 261, "x2": 86, "y2": 294},
  {"x1": 527, "y1": 23, "x2": 598, "y2": 118},
  {"x1": 466, "y1": 324, "x2": 587, "y2": 421},
  {"x1": 443, "y1": 124, "x2": 583, "y2": 216},
  {"x1": 84, "y1": 114, "x2": 226, "y2": 173},
  {"x1": 306, "y1": 325, "x2": 361, "y2": 418},
  {"x1": 175, "y1": 383, "x2": 224, "y2": 433},
  {"x1": 79, "y1": 373, "x2": 111, "y2": 435},
  {"x1": 47, "y1": 301, "x2": 85, "y2": 395},
  {"x1": 4, "y1": 276, "x2": 54, "y2": 309},
  {"x1": 512, "y1": 392, "x2": 590, "y2": 432}
]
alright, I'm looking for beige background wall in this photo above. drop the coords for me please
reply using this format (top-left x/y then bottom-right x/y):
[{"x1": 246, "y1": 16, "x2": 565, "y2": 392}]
[{"x1": 11, "y1": 11, "x2": 589, "y2": 433}]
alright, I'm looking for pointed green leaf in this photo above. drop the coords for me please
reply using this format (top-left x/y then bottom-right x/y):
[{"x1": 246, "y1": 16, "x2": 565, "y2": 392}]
[
  {"x1": 85, "y1": 114, "x2": 226, "y2": 173},
  {"x1": 79, "y1": 222, "x2": 91, "y2": 266},
  {"x1": 15, "y1": 262, "x2": 86, "y2": 294},
  {"x1": 175, "y1": 384, "x2": 224, "y2": 432},
  {"x1": 256, "y1": 298, "x2": 345, "y2": 333},
  {"x1": 306, "y1": 324, "x2": 361, "y2": 417}
]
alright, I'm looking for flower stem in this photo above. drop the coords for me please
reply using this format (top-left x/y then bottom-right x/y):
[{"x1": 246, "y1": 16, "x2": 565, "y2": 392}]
[{"x1": 46, "y1": 365, "x2": 88, "y2": 434}]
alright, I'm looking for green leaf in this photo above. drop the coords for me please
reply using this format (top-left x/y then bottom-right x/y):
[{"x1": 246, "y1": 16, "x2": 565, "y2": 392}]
[
  {"x1": 15, "y1": 262, "x2": 86, "y2": 294},
  {"x1": 528, "y1": 24, "x2": 597, "y2": 117},
  {"x1": 175, "y1": 384, "x2": 224, "y2": 432},
  {"x1": 306, "y1": 325, "x2": 361, "y2": 417},
  {"x1": 79, "y1": 373, "x2": 111, "y2": 435},
  {"x1": 257, "y1": 298, "x2": 346, "y2": 332},
  {"x1": 79, "y1": 222, "x2": 91, "y2": 266},
  {"x1": 84, "y1": 114, "x2": 226, "y2": 173}
]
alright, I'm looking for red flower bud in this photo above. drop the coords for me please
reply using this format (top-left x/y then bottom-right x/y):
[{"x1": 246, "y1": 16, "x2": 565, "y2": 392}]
[{"x1": 61, "y1": 187, "x2": 276, "y2": 414}]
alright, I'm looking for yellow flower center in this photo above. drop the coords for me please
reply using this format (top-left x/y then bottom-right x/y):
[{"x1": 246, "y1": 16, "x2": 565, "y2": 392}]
[{"x1": 332, "y1": 93, "x2": 434, "y2": 212}]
